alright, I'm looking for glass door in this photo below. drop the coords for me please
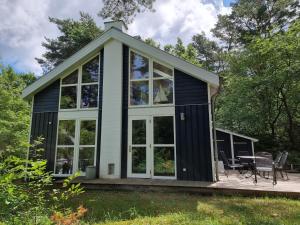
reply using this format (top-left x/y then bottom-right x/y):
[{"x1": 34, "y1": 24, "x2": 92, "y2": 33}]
[{"x1": 128, "y1": 116, "x2": 151, "y2": 178}]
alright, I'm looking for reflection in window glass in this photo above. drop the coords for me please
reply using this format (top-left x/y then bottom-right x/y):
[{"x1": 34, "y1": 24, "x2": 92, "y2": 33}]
[
  {"x1": 132, "y1": 147, "x2": 146, "y2": 173},
  {"x1": 154, "y1": 147, "x2": 175, "y2": 176},
  {"x1": 153, "y1": 79, "x2": 173, "y2": 104},
  {"x1": 130, "y1": 81, "x2": 149, "y2": 105},
  {"x1": 130, "y1": 52, "x2": 149, "y2": 79},
  {"x1": 62, "y1": 70, "x2": 78, "y2": 84},
  {"x1": 154, "y1": 116, "x2": 174, "y2": 144},
  {"x1": 60, "y1": 86, "x2": 77, "y2": 109},
  {"x1": 153, "y1": 62, "x2": 173, "y2": 78},
  {"x1": 55, "y1": 147, "x2": 74, "y2": 174},
  {"x1": 82, "y1": 56, "x2": 99, "y2": 83},
  {"x1": 80, "y1": 120, "x2": 96, "y2": 145},
  {"x1": 78, "y1": 147, "x2": 94, "y2": 173},
  {"x1": 132, "y1": 120, "x2": 146, "y2": 144},
  {"x1": 58, "y1": 120, "x2": 76, "y2": 145},
  {"x1": 81, "y1": 85, "x2": 98, "y2": 108}
]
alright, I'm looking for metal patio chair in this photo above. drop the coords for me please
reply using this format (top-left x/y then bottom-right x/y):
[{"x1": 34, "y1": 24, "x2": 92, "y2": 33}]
[
  {"x1": 255, "y1": 152, "x2": 273, "y2": 178},
  {"x1": 275, "y1": 151, "x2": 289, "y2": 180},
  {"x1": 220, "y1": 150, "x2": 243, "y2": 177}
]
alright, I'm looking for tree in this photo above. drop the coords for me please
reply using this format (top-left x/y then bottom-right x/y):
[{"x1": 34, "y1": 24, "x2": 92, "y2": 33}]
[
  {"x1": 216, "y1": 20, "x2": 300, "y2": 160},
  {"x1": 212, "y1": 0, "x2": 300, "y2": 49},
  {"x1": 144, "y1": 38, "x2": 160, "y2": 48},
  {"x1": 0, "y1": 65, "x2": 35, "y2": 158},
  {"x1": 192, "y1": 32, "x2": 223, "y2": 72},
  {"x1": 99, "y1": 0, "x2": 155, "y2": 24},
  {"x1": 36, "y1": 12, "x2": 103, "y2": 73},
  {"x1": 164, "y1": 38, "x2": 201, "y2": 66}
]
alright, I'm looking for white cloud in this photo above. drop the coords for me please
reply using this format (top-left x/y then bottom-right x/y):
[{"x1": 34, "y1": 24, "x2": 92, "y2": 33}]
[{"x1": 0, "y1": 0, "x2": 231, "y2": 76}]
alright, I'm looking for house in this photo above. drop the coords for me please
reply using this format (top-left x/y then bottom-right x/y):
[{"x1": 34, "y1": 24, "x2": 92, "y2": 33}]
[
  {"x1": 216, "y1": 128, "x2": 258, "y2": 163},
  {"x1": 22, "y1": 21, "x2": 220, "y2": 182}
]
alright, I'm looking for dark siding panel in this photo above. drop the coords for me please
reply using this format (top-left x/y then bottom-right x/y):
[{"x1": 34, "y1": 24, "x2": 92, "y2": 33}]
[
  {"x1": 30, "y1": 112, "x2": 58, "y2": 172},
  {"x1": 216, "y1": 130, "x2": 232, "y2": 159},
  {"x1": 175, "y1": 69, "x2": 213, "y2": 182},
  {"x1": 33, "y1": 80, "x2": 60, "y2": 112},
  {"x1": 121, "y1": 45, "x2": 129, "y2": 178},
  {"x1": 233, "y1": 135, "x2": 253, "y2": 156},
  {"x1": 96, "y1": 49, "x2": 104, "y2": 178}
]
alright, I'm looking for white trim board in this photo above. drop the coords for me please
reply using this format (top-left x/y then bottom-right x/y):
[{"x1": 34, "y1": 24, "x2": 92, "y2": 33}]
[
  {"x1": 22, "y1": 27, "x2": 219, "y2": 99},
  {"x1": 216, "y1": 128, "x2": 259, "y2": 142}
]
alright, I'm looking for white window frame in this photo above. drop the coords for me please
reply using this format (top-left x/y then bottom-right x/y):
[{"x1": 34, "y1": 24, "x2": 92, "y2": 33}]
[
  {"x1": 59, "y1": 54, "x2": 100, "y2": 111},
  {"x1": 54, "y1": 117, "x2": 98, "y2": 177},
  {"x1": 128, "y1": 49, "x2": 175, "y2": 108},
  {"x1": 127, "y1": 114, "x2": 176, "y2": 180}
]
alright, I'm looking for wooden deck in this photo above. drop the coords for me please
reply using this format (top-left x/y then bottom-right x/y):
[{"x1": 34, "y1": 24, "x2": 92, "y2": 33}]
[{"x1": 67, "y1": 172, "x2": 300, "y2": 198}]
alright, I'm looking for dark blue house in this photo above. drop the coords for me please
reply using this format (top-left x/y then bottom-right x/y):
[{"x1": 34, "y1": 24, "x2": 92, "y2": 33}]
[{"x1": 22, "y1": 21, "x2": 220, "y2": 182}]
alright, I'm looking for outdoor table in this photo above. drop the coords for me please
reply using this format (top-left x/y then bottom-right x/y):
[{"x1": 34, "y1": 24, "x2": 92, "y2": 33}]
[{"x1": 237, "y1": 156, "x2": 267, "y2": 183}]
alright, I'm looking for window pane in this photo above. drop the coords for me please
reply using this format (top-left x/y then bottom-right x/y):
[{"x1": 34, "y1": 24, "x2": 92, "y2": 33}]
[
  {"x1": 154, "y1": 116, "x2": 174, "y2": 144},
  {"x1": 130, "y1": 81, "x2": 149, "y2": 105},
  {"x1": 55, "y1": 147, "x2": 74, "y2": 174},
  {"x1": 130, "y1": 52, "x2": 149, "y2": 79},
  {"x1": 60, "y1": 86, "x2": 77, "y2": 109},
  {"x1": 132, "y1": 147, "x2": 146, "y2": 173},
  {"x1": 154, "y1": 147, "x2": 175, "y2": 176},
  {"x1": 82, "y1": 56, "x2": 99, "y2": 83},
  {"x1": 81, "y1": 85, "x2": 98, "y2": 108},
  {"x1": 153, "y1": 79, "x2": 173, "y2": 104},
  {"x1": 80, "y1": 120, "x2": 96, "y2": 145},
  {"x1": 62, "y1": 70, "x2": 78, "y2": 85},
  {"x1": 78, "y1": 147, "x2": 95, "y2": 173},
  {"x1": 58, "y1": 120, "x2": 76, "y2": 145},
  {"x1": 132, "y1": 120, "x2": 146, "y2": 144},
  {"x1": 153, "y1": 62, "x2": 173, "y2": 78}
]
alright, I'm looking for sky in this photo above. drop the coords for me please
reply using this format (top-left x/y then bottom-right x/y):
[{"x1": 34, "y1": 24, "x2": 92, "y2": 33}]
[{"x1": 0, "y1": 0, "x2": 232, "y2": 76}]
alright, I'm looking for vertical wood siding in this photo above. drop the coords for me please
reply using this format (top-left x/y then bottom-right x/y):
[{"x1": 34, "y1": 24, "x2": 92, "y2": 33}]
[
  {"x1": 216, "y1": 130, "x2": 232, "y2": 159},
  {"x1": 121, "y1": 45, "x2": 129, "y2": 178},
  {"x1": 96, "y1": 49, "x2": 104, "y2": 177},
  {"x1": 233, "y1": 135, "x2": 253, "y2": 156},
  {"x1": 30, "y1": 112, "x2": 58, "y2": 171},
  {"x1": 31, "y1": 79, "x2": 60, "y2": 171},
  {"x1": 33, "y1": 80, "x2": 60, "y2": 112},
  {"x1": 174, "y1": 69, "x2": 213, "y2": 182}
]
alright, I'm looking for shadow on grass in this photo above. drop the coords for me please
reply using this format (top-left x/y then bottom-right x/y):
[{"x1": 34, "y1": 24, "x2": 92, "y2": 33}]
[{"x1": 66, "y1": 190, "x2": 300, "y2": 225}]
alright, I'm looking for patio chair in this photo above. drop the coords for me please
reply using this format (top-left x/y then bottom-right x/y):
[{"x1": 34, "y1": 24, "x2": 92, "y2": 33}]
[
  {"x1": 275, "y1": 151, "x2": 289, "y2": 180},
  {"x1": 274, "y1": 152, "x2": 283, "y2": 166},
  {"x1": 237, "y1": 151, "x2": 251, "y2": 171},
  {"x1": 219, "y1": 151, "x2": 243, "y2": 177},
  {"x1": 255, "y1": 152, "x2": 273, "y2": 178}
]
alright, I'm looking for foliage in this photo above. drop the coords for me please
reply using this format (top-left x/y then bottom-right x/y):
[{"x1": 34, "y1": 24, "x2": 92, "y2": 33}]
[
  {"x1": 36, "y1": 12, "x2": 103, "y2": 73},
  {"x1": 0, "y1": 65, "x2": 35, "y2": 159},
  {"x1": 144, "y1": 38, "x2": 160, "y2": 48},
  {"x1": 164, "y1": 38, "x2": 201, "y2": 66},
  {"x1": 65, "y1": 190, "x2": 300, "y2": 224},
  {"x1": 99, "y1": 0, "x2": 155, "y2": 24},
  {"x1": 216, "y1": 20, "x2": 300, "y2": 159},
  {"x1": 212, "y1": 0, "x2": 300, "y2": 49},
  {"x1": 0, "y1": 141, "x2": 84, "y2": 224},
  {"x1": 50, "y1": 205, "x2": 87, "y2": 225}
]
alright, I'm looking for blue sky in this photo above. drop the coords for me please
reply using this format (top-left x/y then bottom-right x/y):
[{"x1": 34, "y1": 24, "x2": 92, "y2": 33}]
[{"x1": 0, "y1": 0, "x2": 231, "y2": 76}]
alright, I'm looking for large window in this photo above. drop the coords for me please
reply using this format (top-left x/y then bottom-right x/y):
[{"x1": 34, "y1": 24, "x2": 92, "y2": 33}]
[
  {"x1": 60, "y1": 55, "x2": 99, "y2": 110},
  {"x1": 55, "y1": 119, "x2": 97, "y2": 175},
  {"x1": 129, "y1": 51, "x2": 174, "y2": 106}
]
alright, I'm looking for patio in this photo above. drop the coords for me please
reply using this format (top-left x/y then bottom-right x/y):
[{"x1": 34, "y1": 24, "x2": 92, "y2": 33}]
[{"x1": 68, "y1": 171, "x2": 300, "y2": 199}]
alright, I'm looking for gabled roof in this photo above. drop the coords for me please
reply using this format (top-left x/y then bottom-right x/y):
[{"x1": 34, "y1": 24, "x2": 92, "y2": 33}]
[
  {"x1": 22, "y1": 27, "x2": 219, "y2": 99},
  {"x1": 216, "y1": 128, "x2": 259, "y2": 142}
]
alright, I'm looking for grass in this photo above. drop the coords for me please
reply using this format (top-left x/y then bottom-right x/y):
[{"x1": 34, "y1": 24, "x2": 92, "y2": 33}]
[{"x1": 66, "y1": 190, "x2": 300, "y2": 225}]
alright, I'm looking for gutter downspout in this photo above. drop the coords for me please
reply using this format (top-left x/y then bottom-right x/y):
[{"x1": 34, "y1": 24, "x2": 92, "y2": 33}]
[{"x1": 211, "y1": 81, "x2": 222, "y2": 182}]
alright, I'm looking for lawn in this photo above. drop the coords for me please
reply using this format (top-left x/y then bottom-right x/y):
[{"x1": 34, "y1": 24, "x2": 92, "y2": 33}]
[{"x1": 66, "y1": 190, "x2": 300, "y2": 225}]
